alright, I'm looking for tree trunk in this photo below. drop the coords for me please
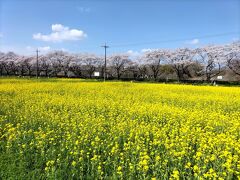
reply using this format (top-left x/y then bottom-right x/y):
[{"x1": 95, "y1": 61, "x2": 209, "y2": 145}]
[
  {"x1": 64, "y1": 71, "x2": 68, "y2": 77},
  {"x1": 206, "y1": 74, "x2": 211, "y2": 82},
  {"x1": 117, "y1": 71, "x2": 121, "y2": 80}
]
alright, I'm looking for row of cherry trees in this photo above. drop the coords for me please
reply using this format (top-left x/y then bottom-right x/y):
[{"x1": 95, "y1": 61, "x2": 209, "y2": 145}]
[{"x1": 0, "y1": 42, "x2": 240, "y2": 81}]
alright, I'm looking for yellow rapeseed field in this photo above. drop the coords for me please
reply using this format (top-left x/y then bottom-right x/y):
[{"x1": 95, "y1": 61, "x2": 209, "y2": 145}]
[{"x1": 0, "y1": 78, "x2": 240, "y2": 179}]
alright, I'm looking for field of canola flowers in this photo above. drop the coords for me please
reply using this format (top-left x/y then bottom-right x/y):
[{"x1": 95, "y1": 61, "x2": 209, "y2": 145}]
[{"x1": 0, "y1": 78, "x2": 240, "y2": 179}]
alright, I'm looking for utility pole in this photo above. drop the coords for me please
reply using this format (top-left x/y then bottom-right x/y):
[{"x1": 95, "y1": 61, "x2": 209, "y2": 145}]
[
  {"x1": 36, "y1": 48, "x2": 40, "y2": 78},
  {"x1": 101, "y1": 43, "x2": 109, "y2": 82}
]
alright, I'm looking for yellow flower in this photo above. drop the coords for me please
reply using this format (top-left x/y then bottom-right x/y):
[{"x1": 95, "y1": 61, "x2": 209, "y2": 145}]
[
  {"x1": 185, "y1": 162, "x2": 191, "y2": 168},
  {"x1": 193, "y1": 165, "x2": 200, "y2": 173},
  {"x1": 117, "y1": 166, "x2": 122, "y2": 175},
  {"x1": 171, "y1": 169, "x2": 180, "y2": 179},
  {"x1": 75, "y1": 140, "x2": 79, "y2": 145},
  {"x1": 155, "y1": 155, "x2": 160, "y2": 161},
  {"x1": 2, "y1": 78, "x2": 240, "y2": 179},
  {"x1": 117, "y1": 166, "x2": 122, "y2": 171},
  {"x1": 72, "y1": 161, "x2": 77, "y2": 166}
]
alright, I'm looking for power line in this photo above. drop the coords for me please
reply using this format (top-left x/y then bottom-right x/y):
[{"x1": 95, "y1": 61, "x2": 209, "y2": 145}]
[
  {"x1": 74, "y1": 32, "x2": 239, "y2": 52},
  {"x1": 72, "y1": 32, "x2": 239, "y2": 51},
  {"x1": 73, "y1": 30, "x2": 240, "y2": 50},
  {"x1": 110, "y1": 31, "x2": 240, "y2": 48}
]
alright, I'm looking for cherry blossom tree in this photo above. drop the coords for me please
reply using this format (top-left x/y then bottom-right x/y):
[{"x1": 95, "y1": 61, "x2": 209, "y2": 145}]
[
  {"x1": 143, "y1": 49, "x2": 169, "y2": 81},
  {"x1": 109, "y1": 54, "x2": 131, "y2": 80},
  {"x1": 137, "y1": 64, "x2": 148, "y2": 79},
  {"x1": 0, "y1": 52, "x2": 19, "y2": 75},
  {"x1": 0, "y1": 42, "x2": 239, "y2": 82},
  {"x1": 69, "y1": 54, "x2": 84, "y2": 77},
  {"x1": 38, "y1": 56, "x2": 52, "y2": 77},
  {"x1": 62, "y1": 54, "x2": 74, "y2": 77},
  {"x1": 81, "y1": 53, "x2": 99, "y2": 78},
  {"x1": 124, "y1": 61, "x2": 138, "y2": 79},
  {"x1": 15, "y1": 56, "x2": 26, "y2": 76},
  {"x1": 22, "y1": 56, "x2": 35, "y2": 76},
  {"x1": 195, "y1": 45, "x2": 226, "y2": 82},
  {"x1": 47, "y1": 51, "x2": 70, "y2": 77},
  {"x1": 96, "y1": 56, "x2": 105, "y2": 79},
  {"x1": 225, "y1": 42, "x2": 240, "y2": 76},
  {"x1": 0, "y1": 52, "x2": 6, "y2": 75},
  {"x1": 167, "y1": 48, "x2": 195, "y2": 81},
  {"x1": 135, "y1": 57, "x2": 149, "y2": 79}
]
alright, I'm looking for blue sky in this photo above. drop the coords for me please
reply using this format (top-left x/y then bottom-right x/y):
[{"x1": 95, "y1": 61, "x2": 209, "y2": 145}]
[{"x1": 0, "y1": 0, "x2": 239, "y2": 55}]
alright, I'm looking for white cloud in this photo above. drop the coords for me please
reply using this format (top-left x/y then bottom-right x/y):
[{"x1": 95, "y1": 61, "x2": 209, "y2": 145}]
[
  {"x1": 51, "y1": 24, "x2": 67, "y2": 32},
  {"x1": 186, "y1": 38, "x2": 199, "y2": 45},
  {"x1": 33, "y1": 24, "x2": 87, "y2": 42}
]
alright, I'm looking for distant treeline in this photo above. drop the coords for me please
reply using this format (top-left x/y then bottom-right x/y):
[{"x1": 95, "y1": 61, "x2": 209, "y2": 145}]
[{"x1": 0, "y1": 42, "x2": 240, "y2": 82}]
